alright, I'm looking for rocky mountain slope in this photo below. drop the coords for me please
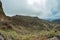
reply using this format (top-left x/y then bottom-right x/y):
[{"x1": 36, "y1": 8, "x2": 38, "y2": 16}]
[
  {"x1": 0, "y1": 1, "x2": 60, "y2": 40},
  {"x1": 0, "y1": 1, "x2": 6, "y2": 21}
]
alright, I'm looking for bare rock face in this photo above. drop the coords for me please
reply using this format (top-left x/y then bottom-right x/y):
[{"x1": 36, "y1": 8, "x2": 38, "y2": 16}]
[
  {"x1": 0, "y1": 1, "x2": 6, "y2": 21},
  {"x1": 48, "y1": 37, "x2": 59, "y2": 40}
]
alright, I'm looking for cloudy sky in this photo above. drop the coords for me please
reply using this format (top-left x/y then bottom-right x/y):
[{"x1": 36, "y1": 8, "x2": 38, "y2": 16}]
[{"x1": 1, "y1": 0, "x2": 60, "y2": 19}]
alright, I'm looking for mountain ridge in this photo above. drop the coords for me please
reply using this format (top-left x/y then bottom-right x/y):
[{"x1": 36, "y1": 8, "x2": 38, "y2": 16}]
[{"x1": 52, "y1": 19, "x2": 60, "y2": 24}]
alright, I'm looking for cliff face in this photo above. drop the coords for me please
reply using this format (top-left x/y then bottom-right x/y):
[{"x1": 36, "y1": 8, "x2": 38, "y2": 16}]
[{"x1": 0, "y1": 1, "x2": 6, "y2": 21}]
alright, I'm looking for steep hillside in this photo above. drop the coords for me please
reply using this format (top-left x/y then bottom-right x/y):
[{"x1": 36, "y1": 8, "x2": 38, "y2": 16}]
[
  {"x1": 8, "y1": 15, "x2": 54, "y2": 30},
  {"x1": 0, "y1": 1, "x2": 6, "y2": 21}
]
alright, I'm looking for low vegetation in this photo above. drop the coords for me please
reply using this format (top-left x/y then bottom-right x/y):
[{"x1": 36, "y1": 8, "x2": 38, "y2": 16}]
[{"x1": 0, "y1": 28, "x2": 60, "y2": 40}]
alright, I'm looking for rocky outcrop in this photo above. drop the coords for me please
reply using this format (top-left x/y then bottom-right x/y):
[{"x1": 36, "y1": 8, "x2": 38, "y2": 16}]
[
  {"x1": 0, "y1": 1, "x2": 6, "y2": 21},
  {"x1": 48, "y1": 36, "x2": 60, "y2": 40}
]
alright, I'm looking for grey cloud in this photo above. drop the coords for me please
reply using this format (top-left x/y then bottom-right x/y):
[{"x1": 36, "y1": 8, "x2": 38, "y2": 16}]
[{"x1": 1, "y1": 0, "x2": 60, "y2": 19}]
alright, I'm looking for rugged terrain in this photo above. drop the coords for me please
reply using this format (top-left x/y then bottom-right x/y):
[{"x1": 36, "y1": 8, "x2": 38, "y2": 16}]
[{"x1": 0, "y1": 1, "x2": 60, "y2": 40}]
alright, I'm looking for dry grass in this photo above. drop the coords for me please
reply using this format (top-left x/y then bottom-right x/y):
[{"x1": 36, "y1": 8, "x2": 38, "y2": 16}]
[{"x1": 0, "y1": 29, "x2": 59, "y2": 40}]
